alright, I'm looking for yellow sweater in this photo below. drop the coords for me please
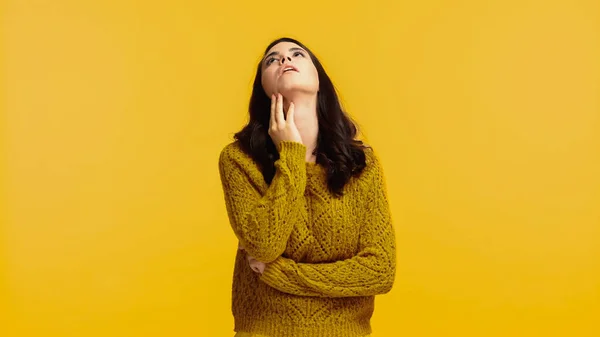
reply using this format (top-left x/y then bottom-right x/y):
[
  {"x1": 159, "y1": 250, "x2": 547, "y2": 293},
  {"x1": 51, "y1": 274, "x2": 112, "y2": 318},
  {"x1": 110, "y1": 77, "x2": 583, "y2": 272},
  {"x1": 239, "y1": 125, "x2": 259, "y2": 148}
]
[{"x1": 218, "y1": 141, "x2": 396, "y2": 337}]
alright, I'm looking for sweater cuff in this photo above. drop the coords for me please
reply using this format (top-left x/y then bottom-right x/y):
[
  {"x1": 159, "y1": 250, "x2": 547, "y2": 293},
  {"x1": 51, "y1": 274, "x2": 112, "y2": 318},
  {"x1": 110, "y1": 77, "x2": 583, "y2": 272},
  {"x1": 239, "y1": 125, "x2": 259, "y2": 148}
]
[
  {"x1": 260, "y1": 257, "x2": 288, "y2": 284},
  {"x1": 277, "y1": 141, "x2": 306, "y2": 162}
]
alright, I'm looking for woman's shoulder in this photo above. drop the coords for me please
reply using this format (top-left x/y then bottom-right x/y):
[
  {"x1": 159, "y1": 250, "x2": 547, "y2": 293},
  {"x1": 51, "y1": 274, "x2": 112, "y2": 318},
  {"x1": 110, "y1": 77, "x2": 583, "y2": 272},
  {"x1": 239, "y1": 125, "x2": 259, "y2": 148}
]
[
  {"x1": 219, "y1": 141, "x2": 244, "y2": 160},
  {"x1": 361, "y1": 144, "x2": 383, "y2": 171},
  {"x1": 356, "y1": 144, "x2": 386, "y2": 185},
  {"x1": 218, "y1": 141, "x2": 256, "y2": 171}
]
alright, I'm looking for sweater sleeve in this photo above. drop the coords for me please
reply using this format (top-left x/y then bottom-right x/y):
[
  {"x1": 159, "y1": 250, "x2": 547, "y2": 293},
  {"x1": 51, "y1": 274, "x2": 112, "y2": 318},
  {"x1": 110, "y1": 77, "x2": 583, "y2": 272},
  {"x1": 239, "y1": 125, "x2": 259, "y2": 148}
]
[
  {"x1": 259, "y1": 149, "x2": 396, "y2": 297},
  {"x1": 218, "y1": 141, "x2": 307, "y2": 263}
]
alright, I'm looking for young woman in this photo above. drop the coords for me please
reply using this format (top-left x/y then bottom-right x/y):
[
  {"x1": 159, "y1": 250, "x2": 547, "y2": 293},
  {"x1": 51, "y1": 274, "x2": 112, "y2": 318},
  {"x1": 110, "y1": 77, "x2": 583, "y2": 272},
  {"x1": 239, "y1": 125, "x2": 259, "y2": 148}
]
[{"x1": 218, "y1": 37, "x2": 396, "y2": 337}]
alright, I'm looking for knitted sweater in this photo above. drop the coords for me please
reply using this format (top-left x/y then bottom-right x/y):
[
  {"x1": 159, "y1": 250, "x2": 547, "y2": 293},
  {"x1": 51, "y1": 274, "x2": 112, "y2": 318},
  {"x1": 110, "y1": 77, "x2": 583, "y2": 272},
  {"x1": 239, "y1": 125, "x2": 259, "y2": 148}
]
[{"x1": 218, "y1": 141, "x2": 396, "y2": 337}]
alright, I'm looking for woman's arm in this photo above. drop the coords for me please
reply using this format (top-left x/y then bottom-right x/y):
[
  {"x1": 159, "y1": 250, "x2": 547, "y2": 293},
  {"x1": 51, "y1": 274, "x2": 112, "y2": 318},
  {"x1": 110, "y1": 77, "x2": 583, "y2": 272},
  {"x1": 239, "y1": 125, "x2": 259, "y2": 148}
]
[
  {"x1": 259, "y1": 150, "x2": 396, "y2": 297},
  {"x1": 219, "y1": 141, "x2": 307, "y2": 263}
]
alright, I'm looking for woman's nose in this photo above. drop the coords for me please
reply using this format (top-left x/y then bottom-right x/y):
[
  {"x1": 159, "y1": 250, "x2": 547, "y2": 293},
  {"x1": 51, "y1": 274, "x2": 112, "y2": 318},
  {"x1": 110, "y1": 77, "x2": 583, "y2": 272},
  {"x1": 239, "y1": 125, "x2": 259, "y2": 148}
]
[{"x1": 280, "y1": 56, "x2": 292, "y2": 64}]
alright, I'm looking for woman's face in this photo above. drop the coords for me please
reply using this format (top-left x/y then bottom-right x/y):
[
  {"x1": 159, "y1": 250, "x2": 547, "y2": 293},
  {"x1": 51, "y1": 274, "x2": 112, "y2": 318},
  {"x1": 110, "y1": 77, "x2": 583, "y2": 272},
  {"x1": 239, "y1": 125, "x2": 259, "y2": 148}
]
[{"x1": 260, "y1": 41, "x2": 319, "y2": 97}]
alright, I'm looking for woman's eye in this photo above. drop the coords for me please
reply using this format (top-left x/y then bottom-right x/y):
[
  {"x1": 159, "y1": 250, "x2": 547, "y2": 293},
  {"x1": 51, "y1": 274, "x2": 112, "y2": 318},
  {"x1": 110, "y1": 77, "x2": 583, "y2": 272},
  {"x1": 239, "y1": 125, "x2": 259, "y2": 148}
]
[
  {"x1": 266, "y1": 57, "x2": 280, "y2": 65},
  {"x1": 293, "y1": 51, "x2": 304, "y2": 57}
]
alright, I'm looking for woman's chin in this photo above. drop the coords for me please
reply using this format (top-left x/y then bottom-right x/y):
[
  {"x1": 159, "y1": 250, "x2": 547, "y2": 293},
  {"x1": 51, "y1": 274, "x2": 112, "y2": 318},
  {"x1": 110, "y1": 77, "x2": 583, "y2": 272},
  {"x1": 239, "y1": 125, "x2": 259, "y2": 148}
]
[{"x1": 277, "y1": 85, "x2": 317, "y2": 97}]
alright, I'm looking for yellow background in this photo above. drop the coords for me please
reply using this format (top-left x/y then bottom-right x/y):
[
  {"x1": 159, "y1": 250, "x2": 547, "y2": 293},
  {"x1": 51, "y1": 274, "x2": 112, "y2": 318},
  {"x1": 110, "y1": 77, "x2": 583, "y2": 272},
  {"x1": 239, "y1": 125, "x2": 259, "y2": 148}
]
[{"x1": 3, "y1": 0, "x2": 599, "y2": 336}]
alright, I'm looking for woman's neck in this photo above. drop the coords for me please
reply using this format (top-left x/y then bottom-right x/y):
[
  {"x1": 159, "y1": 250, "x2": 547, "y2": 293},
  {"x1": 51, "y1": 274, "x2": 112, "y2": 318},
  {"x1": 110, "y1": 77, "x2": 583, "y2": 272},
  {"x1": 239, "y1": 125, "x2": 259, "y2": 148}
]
[{"x1": 283, "y1": 93, "x2": 319, "y2": 162}]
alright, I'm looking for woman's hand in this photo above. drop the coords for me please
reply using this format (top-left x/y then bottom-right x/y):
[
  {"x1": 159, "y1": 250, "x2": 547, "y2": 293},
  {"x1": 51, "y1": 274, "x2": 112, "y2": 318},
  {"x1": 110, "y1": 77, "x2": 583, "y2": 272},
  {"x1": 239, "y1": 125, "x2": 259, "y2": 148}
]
[
  {"x1": 268, "y1": 93, "x2": 303, "y2": 149},
  {"x1": 239, "y1": 243, "x2": 266, "y2": 274},
  {"x1": 247, "y1": 256, "x2": 266, "y2": 274}
]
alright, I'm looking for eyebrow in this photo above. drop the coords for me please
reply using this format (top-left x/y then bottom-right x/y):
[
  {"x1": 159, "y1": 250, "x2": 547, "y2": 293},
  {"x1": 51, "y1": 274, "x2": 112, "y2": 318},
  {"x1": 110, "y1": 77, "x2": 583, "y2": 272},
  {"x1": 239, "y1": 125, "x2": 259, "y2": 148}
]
[{"x1": 263, "y1": 47, "x2": 306, "y2": 63}]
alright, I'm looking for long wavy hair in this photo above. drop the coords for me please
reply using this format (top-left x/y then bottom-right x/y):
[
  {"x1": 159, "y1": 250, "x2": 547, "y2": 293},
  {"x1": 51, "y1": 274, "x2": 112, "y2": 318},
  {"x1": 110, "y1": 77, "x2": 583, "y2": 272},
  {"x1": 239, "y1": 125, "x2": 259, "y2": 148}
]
[{"x1": 234, "y1": 37, "x2": 367, "y2": 196}]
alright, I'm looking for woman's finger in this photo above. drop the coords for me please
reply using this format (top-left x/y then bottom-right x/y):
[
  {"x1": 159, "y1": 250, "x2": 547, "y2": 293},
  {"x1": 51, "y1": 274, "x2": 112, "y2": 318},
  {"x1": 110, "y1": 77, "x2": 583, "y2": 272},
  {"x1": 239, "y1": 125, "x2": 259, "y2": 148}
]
[
  {"x1": 276, "y1": 93, "x2": 285, "y2": 126},
  {"x1": 269, "y1": 94, "x2": 276, "y2": 128},
  {"x1": 287, "y1": 102, "x2": 295, "y2": 124}
]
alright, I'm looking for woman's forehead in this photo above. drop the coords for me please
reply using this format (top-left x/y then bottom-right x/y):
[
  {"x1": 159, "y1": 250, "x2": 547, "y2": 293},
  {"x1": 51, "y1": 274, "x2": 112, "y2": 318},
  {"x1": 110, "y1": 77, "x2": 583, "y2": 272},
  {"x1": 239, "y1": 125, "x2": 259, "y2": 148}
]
[{"x1": 265, "y1": 41, "x2": 303, "y2": 54}]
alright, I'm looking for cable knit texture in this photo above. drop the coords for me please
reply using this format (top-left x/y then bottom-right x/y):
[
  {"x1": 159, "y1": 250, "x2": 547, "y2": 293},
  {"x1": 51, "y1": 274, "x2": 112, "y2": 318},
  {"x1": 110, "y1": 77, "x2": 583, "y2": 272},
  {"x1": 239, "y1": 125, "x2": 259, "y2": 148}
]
[{"x1": 219, "y1": 141, "x2": 396, "y2": 337}]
